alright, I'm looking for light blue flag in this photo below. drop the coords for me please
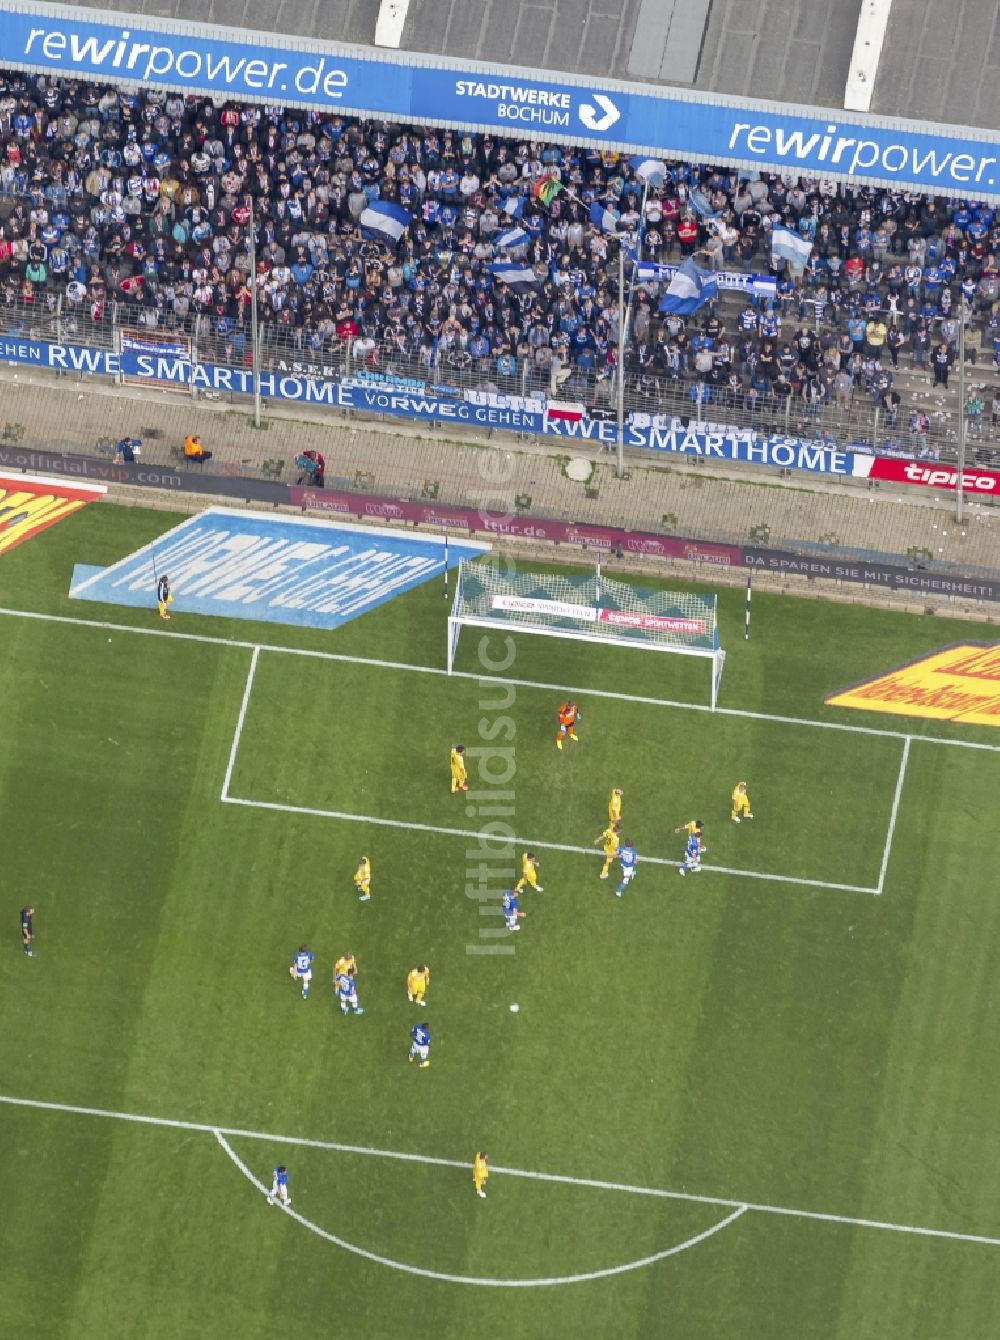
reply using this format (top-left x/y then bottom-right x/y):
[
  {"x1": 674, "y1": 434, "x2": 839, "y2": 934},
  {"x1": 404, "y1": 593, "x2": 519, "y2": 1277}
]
[
  {"x1": 359, "y1": 200, "x2": 412, "y2": 244},
  {"x1": 629, "y1": 157, "x2": 667, "y2": 186},
  {"x1": 689, "y1": 186, "x2": 724, "y2": 221},
  {"x1": 658, "y1": 258, "x2": 718, "y2": 315},
  {"x1": 771, "y1": 225, "x2": 813, "y2": 268},
  {"x1": 588, "y1": 201, "x2": 621, "y2": 233}
]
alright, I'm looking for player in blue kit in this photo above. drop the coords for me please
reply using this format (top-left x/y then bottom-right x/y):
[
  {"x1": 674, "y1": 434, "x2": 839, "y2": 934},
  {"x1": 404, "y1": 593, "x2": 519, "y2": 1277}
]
[
  {"x1": 409, "y1": 1022, "x2": 431, "y2": 1067},
  {"x1": 335, "y1": 970, "x2": 365, "y2": 1016},
  {"x1": 502, "y1": 887, "x2": 524, "y2": 931},
  {"x1": 615, "y1": 839, "x2": 637, "y2": 897},
  {"x1": 267, "y1": 1165, "x2": 290, "y2": 1207},
  {"x1": 289, "y1": 945, "x2": 314, "y2": 998},
  {"x1": 678, "y1": 831, "x2": 705, "y2": 876}
]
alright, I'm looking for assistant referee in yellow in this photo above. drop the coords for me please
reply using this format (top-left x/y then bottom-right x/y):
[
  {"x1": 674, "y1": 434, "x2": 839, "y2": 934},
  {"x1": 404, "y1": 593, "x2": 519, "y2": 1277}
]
[{"x1": 156, "y1": 573, "x2": 173, "y2": 620}]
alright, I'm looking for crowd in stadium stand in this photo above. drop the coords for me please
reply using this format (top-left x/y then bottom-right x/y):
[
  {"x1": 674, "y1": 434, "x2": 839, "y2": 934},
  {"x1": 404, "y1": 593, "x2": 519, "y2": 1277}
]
[{"x1": 1, "y1": 69, "x2": 999, "y2": 457}]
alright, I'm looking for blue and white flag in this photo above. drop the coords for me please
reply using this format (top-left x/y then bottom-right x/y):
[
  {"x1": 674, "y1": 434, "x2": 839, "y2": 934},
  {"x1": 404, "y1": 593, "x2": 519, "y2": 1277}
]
[
  {"x1": 771, "y1": 225, "x2": 813, "y2": 268},
  {"x1": 359, "y1": 200, "x2": 412, "y2": 244},
  {"x1": 629, "y1": 157, "x2": 667, "y2": 186},
  {"x1": 495, "y1": 226, "x2": 530, "y2": 251},
  {"x1": 491, "y1": 262, "x2": 541, "y2": 294},
  {"x1": 503, "y1": 195, "x2": 526, "y2": 219},
  {"x1": 658, "y1": 258, "x2": 718, "y2": 315},
  {"x1": 588, "y1": 201, "x2": 621, "y2": 234}
]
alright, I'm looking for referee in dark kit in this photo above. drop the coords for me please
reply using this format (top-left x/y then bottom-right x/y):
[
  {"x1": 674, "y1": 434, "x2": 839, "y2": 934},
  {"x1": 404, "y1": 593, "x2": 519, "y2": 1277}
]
[{"x1": 21, "y1": 905, "x2": 34, "y2": 957}]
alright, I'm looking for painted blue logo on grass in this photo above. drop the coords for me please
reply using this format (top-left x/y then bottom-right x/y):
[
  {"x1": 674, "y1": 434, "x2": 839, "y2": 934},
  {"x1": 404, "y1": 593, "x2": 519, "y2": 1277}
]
[{"x1": 69, "y1": 507, "x2": 489, "y2": 629}]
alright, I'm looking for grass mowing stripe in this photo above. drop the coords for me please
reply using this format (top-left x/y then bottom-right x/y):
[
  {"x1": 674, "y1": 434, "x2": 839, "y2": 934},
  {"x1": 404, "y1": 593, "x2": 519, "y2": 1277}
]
[
  {"x1": 2, "y1": 1093, "x2": 998, "y2": 1251},
  {"x1": 4, "y1": 606, "x2": 999, "y2": 755}
]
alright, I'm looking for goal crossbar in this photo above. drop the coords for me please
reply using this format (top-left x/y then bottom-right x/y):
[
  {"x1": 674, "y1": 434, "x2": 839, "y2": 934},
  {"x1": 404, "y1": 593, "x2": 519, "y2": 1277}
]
[{"x1": 447, "y1": 564, "x2": 726, "y2": 708}]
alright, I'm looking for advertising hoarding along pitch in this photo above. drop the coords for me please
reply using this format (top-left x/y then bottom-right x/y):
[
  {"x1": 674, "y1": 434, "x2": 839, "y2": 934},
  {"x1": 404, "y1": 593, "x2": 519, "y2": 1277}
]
[
  {"x1": 7, "y1": 335, "x2": 1000, "y2": 495},
  {"x1": 5, "y1": 4, "x2": 1000, "y2": 198},
  {"x1": 863, "y1": 457, "x2": 1000, "y2": 494}
]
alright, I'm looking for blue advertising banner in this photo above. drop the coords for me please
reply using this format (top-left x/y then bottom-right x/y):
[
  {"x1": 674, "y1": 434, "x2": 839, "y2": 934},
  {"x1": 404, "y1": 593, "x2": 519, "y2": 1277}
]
[
  {"x1": 68, "y1": 508, "x2": 488, "y2": 629},
  {"x1": 0, "y1": 335, "x2": 859, "y2": 481},
  {"x1": 5, "y1": 4, "x2": 1000, "y2": 198}
]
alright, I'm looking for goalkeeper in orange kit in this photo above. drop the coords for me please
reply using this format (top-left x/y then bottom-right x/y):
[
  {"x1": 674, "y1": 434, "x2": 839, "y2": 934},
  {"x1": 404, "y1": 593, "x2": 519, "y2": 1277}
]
[{"x1": 555, "y1": 700, "x2": 581, "y2": 750}]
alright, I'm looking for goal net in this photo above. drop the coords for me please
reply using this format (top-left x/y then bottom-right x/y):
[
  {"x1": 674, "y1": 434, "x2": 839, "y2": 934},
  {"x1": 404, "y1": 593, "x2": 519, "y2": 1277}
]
[{"x1": 448, "y1": 563, "x2": 726, "y2": 707}]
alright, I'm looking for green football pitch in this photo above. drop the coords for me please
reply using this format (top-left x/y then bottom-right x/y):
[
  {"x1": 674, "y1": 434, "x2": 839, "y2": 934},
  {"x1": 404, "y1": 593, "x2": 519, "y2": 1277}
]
[{"x1": 2, "y1": 503, "x2": 999, "y2": 1339}]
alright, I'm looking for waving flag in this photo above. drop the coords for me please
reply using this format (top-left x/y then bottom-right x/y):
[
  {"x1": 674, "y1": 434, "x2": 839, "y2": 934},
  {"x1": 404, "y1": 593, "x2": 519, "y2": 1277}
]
[
  {"x1": 688, "y1": 186, "x2": 724, "y2": 221},
  {"x1": 491, "y1": 262, "x2": 542, "y2": 294},
  {"x1": 496, "y1": 226, "x2": 530, "y2": 251},
  {"x1": 531, "y1": 174, "x2": 564, "y2": 209},
  {"x1": 629, "y1": 157, "x2": 667, "y2": 186},
  {"x1": 771, "y1": 225, "x2": 813, "y2": 268},
  {"x1": 658, "y1": 257, "x2": 718, "y2": 315},
  {"x1": 359, "y1": 200, "x2": 412, "y2": 244},
  {"x1": 503, "y1": 195, "x2": 526, "y2": 219},
  {"x1": 588, "y1": 202, "x2": 621, "y2": 234}
]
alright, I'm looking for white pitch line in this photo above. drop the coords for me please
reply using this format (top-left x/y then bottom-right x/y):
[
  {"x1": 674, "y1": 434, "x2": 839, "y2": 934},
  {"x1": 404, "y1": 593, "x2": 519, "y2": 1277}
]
[
  {"x1": 221, "y1": 646, "x2": 260, "y2": 801},
  {"x1": 2, "y1": 1093, "x2": 999, "y2": 1251},
  {"x1": 4, "y1": 605, "x2": 1000, "y2": 755},
  {"x1": 220, "y1": 794, "x2": 876, "y2": 895},
  {"x1": 214, "y1": 1129, "x2": 748, "y2": 1287},
  {"x1": 876, "y1": 736, "x2": 911, "y2": 896}
]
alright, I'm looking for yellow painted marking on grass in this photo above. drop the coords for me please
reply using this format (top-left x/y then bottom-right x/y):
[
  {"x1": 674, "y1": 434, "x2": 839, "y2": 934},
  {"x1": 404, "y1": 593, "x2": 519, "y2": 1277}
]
[{"x1": 826, "y1": 642, "x2": 1000, "y2": 727}]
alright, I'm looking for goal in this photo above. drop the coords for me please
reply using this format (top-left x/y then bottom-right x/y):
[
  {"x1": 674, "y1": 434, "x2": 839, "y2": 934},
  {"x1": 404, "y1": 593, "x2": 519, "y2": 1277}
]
[{"x1": 447, "y1": 562, "x2": 726, "y2": 708}]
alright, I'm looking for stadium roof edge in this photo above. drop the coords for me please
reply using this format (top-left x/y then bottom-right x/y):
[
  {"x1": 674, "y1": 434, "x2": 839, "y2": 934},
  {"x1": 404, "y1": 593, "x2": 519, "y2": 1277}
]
[
  {"x1": 4, "y1": 0, "x2": 1000, "y2": 202},
  {"x1": 10, "y1": 0, "x2": 1000, "y2": 142}
]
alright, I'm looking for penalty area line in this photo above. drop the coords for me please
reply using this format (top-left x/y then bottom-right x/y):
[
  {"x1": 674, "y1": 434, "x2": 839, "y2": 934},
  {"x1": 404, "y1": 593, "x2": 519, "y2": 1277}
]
[
  {"x1": 1, "y1": 1092, "x2": 998, "y2": 1252},
  {"x1": 875, "y1": 736, "x2": 911, "y2": 896},
  {"x1": 220, "y1": 793, "x2": 876, "y2": 895},
  {"x1": 221, "y1": 646, "x2": 260, "y2": 801}
]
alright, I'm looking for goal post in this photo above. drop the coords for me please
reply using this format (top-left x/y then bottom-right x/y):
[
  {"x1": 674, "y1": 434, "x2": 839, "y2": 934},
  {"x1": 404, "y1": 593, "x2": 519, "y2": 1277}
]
[{"x1": 447, "y1": 563, "x2": 726, "y2": 708}]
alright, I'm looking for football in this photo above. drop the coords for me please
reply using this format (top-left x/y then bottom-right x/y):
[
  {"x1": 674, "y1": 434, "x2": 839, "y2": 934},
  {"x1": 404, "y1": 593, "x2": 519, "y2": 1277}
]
[{"x1": 510, "y1": 1003, "x2": 520, "y2": 1013}]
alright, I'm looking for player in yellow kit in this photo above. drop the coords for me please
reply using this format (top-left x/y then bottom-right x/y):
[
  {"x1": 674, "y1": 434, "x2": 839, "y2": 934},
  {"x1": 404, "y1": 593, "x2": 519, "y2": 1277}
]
[
  {"x1": 593, "y1": 821, "x2": 621, "y2": 879},
  {"x1": 354, "y1": 856, "x2": 372, "y2": 900},
  {"x1": 407, "y1": 964, "x2": 430, "y2": 1006},
  {"x1": 673, "y1": 819, "x2": 704, "y2": 840},
  {"x1": 515, "y1": 851, "x2": 543, "y2": 893},
  {"x1": 473, "y1": 1151, "x2": 489, "y2": 1199},
  {"x1": 450, "y1": 744, "x2": 468, "y2": 793},
  {"x1": 334, "y1": 952, "x2": 357, "y2": 982},
  {"x1": 731, "y1": 782, "x2": 753, "y2": 823},
  {"x1": 609, "y1": 788, "x2": 623, "y2": 824}
]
